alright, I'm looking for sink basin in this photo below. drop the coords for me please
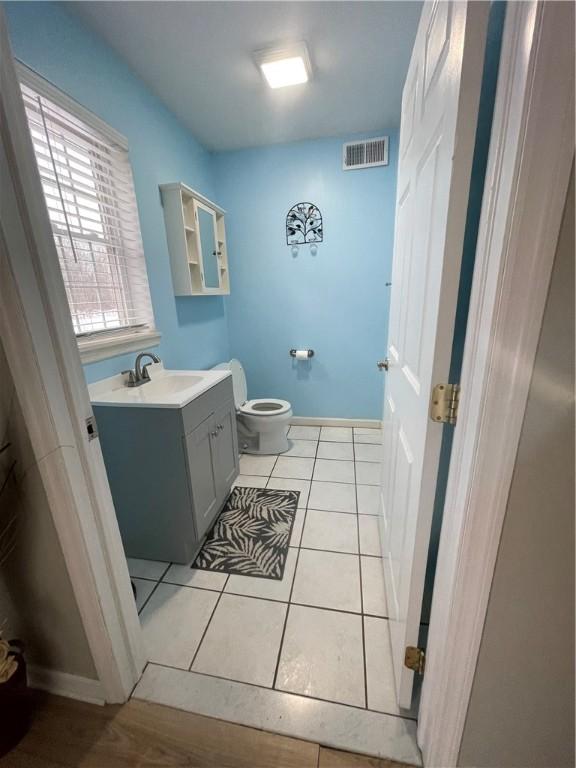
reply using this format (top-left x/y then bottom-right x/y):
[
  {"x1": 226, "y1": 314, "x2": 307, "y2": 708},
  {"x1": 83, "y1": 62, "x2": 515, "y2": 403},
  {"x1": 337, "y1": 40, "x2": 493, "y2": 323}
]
[
  {"x1": 144, "y1": 374, "x2": 203, "y2": 396},
  {"x1": 88, "y1": 365, "x2": 231, "y2": 409}
]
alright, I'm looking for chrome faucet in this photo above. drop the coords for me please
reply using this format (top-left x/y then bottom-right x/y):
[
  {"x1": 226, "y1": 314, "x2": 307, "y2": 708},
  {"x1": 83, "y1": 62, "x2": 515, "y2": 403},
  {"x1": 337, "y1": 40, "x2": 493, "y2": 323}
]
[{"x1": 122, "y1": 352, "x2": 161, "y2": 387}]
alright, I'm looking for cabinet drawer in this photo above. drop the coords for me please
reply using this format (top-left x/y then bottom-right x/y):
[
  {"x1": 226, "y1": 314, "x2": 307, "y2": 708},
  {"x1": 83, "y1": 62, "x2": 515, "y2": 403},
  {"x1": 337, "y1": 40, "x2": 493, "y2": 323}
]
[{"x1": 181, "y1": 376, "x2": 235, "y2": 435}]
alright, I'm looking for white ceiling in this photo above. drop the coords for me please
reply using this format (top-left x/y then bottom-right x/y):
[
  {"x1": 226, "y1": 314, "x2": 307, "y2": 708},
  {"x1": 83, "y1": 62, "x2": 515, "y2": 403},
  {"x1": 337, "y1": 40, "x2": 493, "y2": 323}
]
[{"x1": 68, "y1": 1, "x2": 422, "y2": 152}]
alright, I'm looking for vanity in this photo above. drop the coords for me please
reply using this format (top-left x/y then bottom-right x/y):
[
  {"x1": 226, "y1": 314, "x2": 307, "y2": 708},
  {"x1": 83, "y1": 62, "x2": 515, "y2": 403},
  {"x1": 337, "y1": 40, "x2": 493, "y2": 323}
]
[{"x1": 90, "y1": 366, "x2": 239, "y2": 564}]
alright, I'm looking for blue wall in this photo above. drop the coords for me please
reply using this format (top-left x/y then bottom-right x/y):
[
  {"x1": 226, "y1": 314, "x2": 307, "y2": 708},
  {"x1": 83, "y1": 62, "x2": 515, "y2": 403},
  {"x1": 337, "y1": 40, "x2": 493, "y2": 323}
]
[
  {"x1": 214, "y1": 133, "x2": 398, "y2": 419},
  {"x1": 6, "y1": 2, "x2": 399, "y2": 417},
  {"x1": 5, "y1": 2, "x2": 230, "y2": 383}
]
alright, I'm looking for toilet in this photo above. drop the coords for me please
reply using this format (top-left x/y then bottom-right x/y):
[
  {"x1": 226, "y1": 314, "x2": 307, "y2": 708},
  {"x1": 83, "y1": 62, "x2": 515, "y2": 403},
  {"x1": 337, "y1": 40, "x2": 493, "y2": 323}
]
[{"x1": 213, "y1": 359, "x2": 292, "y2": 455}]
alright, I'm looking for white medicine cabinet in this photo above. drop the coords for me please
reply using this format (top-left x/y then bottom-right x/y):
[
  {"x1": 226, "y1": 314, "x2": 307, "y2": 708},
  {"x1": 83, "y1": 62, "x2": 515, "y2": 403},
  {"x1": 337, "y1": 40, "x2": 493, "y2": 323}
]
[{"x1": 160, "y1": 182, "x2": 229, "y2": 296}]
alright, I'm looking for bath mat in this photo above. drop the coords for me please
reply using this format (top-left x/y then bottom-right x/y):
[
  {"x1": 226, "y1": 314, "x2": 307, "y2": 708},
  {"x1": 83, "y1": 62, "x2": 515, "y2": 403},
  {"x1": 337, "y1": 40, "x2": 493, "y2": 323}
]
[{"x1": 193, "y1": 487, "x2": 299, "y2": 580}]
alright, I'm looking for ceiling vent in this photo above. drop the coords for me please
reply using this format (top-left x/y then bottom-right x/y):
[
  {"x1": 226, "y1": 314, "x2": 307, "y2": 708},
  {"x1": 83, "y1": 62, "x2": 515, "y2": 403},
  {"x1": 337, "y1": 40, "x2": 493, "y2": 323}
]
[{"x1": 342, "y1": 136, "x2": 389, "y2": 170}]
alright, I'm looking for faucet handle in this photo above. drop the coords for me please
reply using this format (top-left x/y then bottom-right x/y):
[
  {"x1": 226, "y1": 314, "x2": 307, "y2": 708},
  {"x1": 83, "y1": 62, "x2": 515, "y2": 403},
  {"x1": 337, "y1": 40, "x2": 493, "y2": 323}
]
[{"x1": 121, "y1": 369, "x2": 136, "y2": 386}]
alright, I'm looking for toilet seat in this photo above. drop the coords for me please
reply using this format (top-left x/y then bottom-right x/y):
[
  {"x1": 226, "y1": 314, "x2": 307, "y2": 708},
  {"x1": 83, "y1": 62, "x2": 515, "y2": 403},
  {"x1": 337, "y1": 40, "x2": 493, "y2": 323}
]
[{"x1": 240, "y1": 398, "x2": 291, "y2": 416}]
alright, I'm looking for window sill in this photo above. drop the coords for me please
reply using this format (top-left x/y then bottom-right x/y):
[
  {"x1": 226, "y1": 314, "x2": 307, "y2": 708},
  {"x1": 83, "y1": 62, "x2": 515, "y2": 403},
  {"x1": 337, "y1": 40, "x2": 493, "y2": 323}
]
[{"x1": 78, "y1": 330, "x2": 162, "y2": 365}]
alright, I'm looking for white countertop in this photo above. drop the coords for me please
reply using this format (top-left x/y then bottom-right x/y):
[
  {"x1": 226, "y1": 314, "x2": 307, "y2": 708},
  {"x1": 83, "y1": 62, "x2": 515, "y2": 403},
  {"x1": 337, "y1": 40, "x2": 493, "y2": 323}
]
[{"x1": 89, "y1": 364, "x2": 231, "y2": 409}]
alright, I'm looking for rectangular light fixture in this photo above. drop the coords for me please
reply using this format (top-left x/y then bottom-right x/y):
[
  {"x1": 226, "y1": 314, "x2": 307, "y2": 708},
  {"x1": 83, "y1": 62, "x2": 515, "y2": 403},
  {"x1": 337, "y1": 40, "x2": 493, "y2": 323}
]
[{"x1": 254, "y1": 43, "x2": 311, "y2": 89}]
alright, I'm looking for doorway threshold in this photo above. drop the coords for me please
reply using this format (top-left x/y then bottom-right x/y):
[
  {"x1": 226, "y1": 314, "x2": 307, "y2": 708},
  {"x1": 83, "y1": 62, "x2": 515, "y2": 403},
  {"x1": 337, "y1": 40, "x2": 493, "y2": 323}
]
[{"x1": 133, "y1": 664, "x2": 421, "y2": 765}]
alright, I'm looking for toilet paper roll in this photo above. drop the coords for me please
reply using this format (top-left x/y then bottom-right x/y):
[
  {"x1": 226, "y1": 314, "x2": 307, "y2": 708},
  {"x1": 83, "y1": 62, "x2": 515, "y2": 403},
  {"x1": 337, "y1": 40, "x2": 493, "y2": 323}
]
[{"x1": 295, "y1": 350, "x2": 309, "y2": 360}]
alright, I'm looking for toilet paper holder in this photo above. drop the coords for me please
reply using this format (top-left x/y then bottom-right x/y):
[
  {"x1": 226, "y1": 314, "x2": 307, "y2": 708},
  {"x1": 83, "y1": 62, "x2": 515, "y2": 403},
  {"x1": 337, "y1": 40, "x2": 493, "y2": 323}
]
[{"x1": 290, "y1": 349, "x2": 315, "y2": 358}]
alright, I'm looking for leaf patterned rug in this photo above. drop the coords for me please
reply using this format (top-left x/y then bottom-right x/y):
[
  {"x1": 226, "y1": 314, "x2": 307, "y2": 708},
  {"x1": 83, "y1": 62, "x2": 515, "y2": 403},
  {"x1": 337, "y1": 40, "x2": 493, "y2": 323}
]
[{"x1": 193, "y1": 487, "x2": 299, "y2": 580}]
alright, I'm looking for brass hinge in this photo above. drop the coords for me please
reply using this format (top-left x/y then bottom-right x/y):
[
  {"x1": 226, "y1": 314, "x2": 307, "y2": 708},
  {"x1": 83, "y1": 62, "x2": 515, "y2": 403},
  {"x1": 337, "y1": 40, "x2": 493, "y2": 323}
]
[
  {"x1": 430, "y1": 383, "x2": 460, "y2": 425},
  {"x1": 405, "y1": 646, "x2": 426, "y2": 674}
]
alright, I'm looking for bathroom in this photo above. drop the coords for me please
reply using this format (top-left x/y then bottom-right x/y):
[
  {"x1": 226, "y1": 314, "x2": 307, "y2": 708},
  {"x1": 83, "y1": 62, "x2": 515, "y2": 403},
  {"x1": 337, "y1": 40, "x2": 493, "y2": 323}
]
[{"x1": 2, "y1": 0, "x2": 508, "y2": 764}]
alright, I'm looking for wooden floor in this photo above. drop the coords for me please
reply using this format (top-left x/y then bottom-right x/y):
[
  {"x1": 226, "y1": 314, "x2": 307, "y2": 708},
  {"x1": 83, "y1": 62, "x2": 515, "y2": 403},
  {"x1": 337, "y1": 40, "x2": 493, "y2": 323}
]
[{"x1": 3, "y1": 693, "x2": 414, "y2": 768}]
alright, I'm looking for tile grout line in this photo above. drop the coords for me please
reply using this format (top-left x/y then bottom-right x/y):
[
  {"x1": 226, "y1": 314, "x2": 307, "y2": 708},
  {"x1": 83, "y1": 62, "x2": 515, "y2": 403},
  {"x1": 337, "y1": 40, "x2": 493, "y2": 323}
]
[
  {"x1": 353, "y1": 435, "x2": 370, "y2": 711},
  {"x1": 136, "y1": 562, "x2": 172, "y2": 616},
  {"x1": 187, "y1": 573, "x2": 230, "y2": 672},
  {"x1": 271, "y1": 434, "x2": 319, "y2": 690},
  {"x1": 134, "y1": 576, "x2": 391, "y2": 618}
]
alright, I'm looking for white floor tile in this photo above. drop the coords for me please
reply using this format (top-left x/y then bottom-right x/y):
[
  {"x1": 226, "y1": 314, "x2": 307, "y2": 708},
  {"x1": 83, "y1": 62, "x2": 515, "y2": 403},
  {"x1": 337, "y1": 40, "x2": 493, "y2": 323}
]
[
  {"x1": 361, "y1": 556, "x2": 388, "y2": 617},
  {"x1": 320, "y1": 426, "x2": 353, "y2": 442},
  {"x1": 355, "y1": 461, "x2": 381, "y2": 486},
  {"x1": 272, "y1": 456, "x2": 315, "y2": 480},
  {"x1": 301, "y1": 509, "x2": 358, "y2": 554},
  {"x1": 357, "y1": 484, "x2": 381, "y2": 516},
  {"x1": 139, "y1": 583, "x2": 218, "y2": 669},
  {"x1": 291, "y1": 549, "x2": 361, "y2": 612},
  {"x1": 354, "y1": 443, "x2": 383, "y2": 463},
  {"x1": 354, "y1": 429, "x2": 382, "y2": 445},
  {"x1": 308, "y1": 481, "x2": 357, "y2": 514},
  {"x1": 163, "y1": 564, "x2": 228, "y2": 591},
  {"x1": 127, "y1": 557, "x2": 169, "y2": 581},
  {"x1": 316, "y1": 441, "x2": 354, "y2": 460},
  {"x1": 267, "y1": 477, "x2": 310, "y2": 507},
  {"x1": 284, "y1": 439, "x2": 318, "y2": 458},
  {"x1": 192, "y1": 594, "x2": 286, "y2": 687},
  {"x1": 288, "y1": 425, "x2": 320, "y2": 440},
  {"x1": 364, "y1": 616, "x2": 405, "y2": 716},
  {"x1": 133, "y1": 665, "x2": 422, "y2": 765},
  {"x1": 289, "y1": 507, "x2": 306, "y2": 547},
  {"x1": 239, "y1": 454, "x2": 277, "y2": 476},
  {"x1": 313, "y1": 458, "x2": 355, "y2": 484},
  {"x1": 233, "y1": 474, "x2": 268, "y2": 488},
  {"x1": 276, "y1": 605, "x2": 365, "y2": 707},
  {"x1": 225, "y1": 548, "x2": 297, "y2": 602},
  {"x1": 359, "y1": 516, "x2": 382, "y2": 556},
  {"x1": 132, "y1": 577, "x2": 156, "y2": 612}
]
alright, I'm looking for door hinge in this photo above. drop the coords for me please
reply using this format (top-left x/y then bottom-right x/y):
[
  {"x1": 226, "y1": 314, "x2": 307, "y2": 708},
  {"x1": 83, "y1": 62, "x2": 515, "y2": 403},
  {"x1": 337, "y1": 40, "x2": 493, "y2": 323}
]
[
  {"x1": 405, "y1": 646, "x2": 426, "y2": 674},
  {"x1": 430, "y1": 383, "x2": 460, "y2": 425}
]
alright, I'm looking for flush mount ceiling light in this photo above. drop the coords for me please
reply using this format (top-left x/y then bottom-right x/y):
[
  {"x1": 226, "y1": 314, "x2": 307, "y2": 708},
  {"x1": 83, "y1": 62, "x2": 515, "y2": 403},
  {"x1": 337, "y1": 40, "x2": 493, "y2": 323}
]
[{"x1": 254, "y1": 43, "x2": 312, "y2": 89}]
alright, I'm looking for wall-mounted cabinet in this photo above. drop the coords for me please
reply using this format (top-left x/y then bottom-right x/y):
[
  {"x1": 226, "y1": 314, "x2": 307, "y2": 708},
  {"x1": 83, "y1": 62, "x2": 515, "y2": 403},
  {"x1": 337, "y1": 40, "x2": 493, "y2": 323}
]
[{"x1": 160, "y1": 182, "x2": 230, "y2": 296}]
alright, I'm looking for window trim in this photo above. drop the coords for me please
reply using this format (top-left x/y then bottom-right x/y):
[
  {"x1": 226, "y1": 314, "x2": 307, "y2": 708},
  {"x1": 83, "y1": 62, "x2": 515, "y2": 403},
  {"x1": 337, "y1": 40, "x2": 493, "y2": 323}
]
[{"x1": 17, "y1": 60, "x2": 161, "y2": 365}]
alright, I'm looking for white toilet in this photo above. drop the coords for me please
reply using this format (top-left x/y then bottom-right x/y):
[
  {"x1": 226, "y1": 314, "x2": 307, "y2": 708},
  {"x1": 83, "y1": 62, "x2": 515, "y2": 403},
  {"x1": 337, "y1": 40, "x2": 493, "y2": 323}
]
[{"x1": 214, "y1": 359, "x2": 292, "y2": 455}]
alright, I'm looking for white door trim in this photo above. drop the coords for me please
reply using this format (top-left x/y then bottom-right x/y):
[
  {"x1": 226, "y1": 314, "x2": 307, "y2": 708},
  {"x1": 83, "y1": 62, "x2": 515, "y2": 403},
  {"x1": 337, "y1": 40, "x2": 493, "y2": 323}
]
[
  {"x1": 417, "y1": 2, "x2": 574, "y2": 765},
  {"x1": 0, "y1": 10, "x2": 145, "y2": 702}
]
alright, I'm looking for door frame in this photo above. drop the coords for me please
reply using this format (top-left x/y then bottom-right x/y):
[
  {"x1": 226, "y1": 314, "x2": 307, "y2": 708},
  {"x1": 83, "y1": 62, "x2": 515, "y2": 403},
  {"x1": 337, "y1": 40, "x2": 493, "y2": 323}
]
[
  {"x1": 0, "y1": 10, "x2": 145, "y2": 703},
  {"x1": 0, "y1": 0, "x2": 573, "y2": 760},
  {"x1": 418, "y1": 2, "x2": 574, "y2": 765}
]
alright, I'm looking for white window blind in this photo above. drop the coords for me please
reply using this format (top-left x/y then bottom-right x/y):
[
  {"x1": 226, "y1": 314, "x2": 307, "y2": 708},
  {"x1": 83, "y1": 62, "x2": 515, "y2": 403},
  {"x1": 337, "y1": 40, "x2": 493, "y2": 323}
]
[{"x1": 19, "y1": 71, "x2": 155, "y2": 341}]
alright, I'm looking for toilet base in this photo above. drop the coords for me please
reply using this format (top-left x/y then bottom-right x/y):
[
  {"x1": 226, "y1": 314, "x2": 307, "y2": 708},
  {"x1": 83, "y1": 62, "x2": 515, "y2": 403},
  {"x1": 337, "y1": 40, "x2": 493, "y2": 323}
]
[
  {"x1": 237, "y1": 411, "x2": 291, "y2": 455},
  {"x1": 242, "y1": 429, "x2": 290, "y2": 455}
]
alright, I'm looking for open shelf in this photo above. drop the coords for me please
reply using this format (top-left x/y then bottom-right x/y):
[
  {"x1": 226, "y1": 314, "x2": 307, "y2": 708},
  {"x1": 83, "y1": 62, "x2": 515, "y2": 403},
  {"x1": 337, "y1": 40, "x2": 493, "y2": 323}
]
[{"x1": 160, "y1": 182, "x2": 230, "y2": 297}]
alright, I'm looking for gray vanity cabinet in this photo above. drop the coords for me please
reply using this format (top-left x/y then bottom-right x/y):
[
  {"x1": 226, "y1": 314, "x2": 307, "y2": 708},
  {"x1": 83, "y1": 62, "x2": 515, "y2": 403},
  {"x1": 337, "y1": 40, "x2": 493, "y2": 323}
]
[
  {"x1": 94, "y1": 376, "x2": 239, "y2": 564},
  {"x1": 185, "y1": 400, "x2": 238, "y2": 540},
  {"x1": 185, "y1": 415, "x2": 220, "y2": 541},
  {"x1": 213, "y1": 401, "x2": 239, "y2": 495}
]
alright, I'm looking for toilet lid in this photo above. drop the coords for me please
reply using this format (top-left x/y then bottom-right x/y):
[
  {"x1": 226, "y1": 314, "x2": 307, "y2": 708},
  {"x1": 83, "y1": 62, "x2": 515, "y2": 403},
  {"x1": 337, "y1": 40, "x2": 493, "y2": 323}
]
[{"x1": 229, "y1": 358, "x2": 247, "y2": 408}]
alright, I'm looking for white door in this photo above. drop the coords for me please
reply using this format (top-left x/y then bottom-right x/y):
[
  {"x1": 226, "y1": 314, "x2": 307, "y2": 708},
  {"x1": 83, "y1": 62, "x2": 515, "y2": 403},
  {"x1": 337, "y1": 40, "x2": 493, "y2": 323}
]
[{"x1": 380, "y1": 0, "x2": 489, "y2": 708}]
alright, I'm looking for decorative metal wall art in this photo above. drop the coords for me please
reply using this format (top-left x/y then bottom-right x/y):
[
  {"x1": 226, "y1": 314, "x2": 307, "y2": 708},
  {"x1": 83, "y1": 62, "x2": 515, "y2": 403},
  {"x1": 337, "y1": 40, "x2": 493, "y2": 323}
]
[{"x1": 286, "y1": 202, "x2": 323, "y2": 245}]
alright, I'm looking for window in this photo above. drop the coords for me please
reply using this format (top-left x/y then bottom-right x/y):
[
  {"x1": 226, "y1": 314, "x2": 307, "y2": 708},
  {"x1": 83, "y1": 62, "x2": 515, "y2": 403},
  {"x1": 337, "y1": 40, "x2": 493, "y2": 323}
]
[{"x1": 18, "y1": 65, "x2": 159, "y2": 362}]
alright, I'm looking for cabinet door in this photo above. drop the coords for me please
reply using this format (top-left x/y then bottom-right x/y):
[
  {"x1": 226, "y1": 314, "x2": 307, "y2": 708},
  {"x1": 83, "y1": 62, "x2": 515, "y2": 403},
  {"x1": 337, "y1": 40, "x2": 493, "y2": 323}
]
[
  {"x1": 185, "y1": 414, "x2": 219, "y2": 540},
  {"x1": 196, "y1": 201, "x2": 221, "y2": 290},
  {"x1": 213, "y1": 400, "x2": 239, "y2": 500}
]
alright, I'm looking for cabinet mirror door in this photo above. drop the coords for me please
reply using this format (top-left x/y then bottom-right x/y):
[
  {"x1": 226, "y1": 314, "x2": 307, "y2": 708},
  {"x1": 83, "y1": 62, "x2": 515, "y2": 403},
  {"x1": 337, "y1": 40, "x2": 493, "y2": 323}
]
[{"x1": 197, "y1": 203, "x2": 220, "y2": 289}]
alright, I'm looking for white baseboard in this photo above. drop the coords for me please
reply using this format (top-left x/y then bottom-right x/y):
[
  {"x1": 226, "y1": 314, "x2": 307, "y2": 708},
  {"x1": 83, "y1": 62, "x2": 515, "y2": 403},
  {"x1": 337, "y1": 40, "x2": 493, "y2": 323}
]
[
  {"x1": 28, "y1": 665, "x2": 105, "y2": 705},
  {"x1": 290, "y1": 416, "x2": 381, "y2": 429}
]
